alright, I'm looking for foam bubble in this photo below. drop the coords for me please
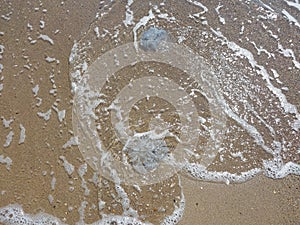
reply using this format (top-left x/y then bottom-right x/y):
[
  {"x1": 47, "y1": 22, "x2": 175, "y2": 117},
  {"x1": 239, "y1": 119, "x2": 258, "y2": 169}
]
[
  {"x1": 62, "y1": 136, "x2": 79, "y2": 149},
  {"x1": 59, "y1": 156, "x2": 75, "y2": 176},
  {"x1": 185, "y1": 164, "x2": 261, "y2": 184},
  {"x1": 18, "y1": 124, "x2": 26, "y2": 144},
  {"x1": 38, "y1": 34, "x2": 54, "y2": 45},
  {"x1": 0, "y1": 204, "x2": 65, "y2": 225},
  {"x1": 4, "y1": 131, "x2": 14, "y2": 148},
  {"x1": 37, "y1": 109, "x2": 52, "y2": 121},
  {"x1": 0, "y1": 204, "x2": 152, "y2": 225},
  {"x1": 2, "y1": 117, "x2": 13, "y2": 128},
  {"x1": 263, "y1": 160, "x2": 300, "y2": 179},
  {"x1": 0, "y1": 155, "x2": 12, "y2": 170}
]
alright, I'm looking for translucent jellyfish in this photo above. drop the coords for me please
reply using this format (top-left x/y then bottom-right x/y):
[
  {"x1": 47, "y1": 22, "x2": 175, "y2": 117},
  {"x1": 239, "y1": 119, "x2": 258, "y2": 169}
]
[
  {"x1": 122, "y1": 131, "x2": 169, "y2": 174},
  {"x1": 140, "y1": 27, "x2": 170, "y2": 51}
]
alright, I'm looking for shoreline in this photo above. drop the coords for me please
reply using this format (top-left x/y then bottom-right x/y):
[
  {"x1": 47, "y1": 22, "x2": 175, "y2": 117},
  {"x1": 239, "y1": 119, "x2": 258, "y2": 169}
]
[{"x1": 1, "y1": 1, "x2": 299, "y2": 224}]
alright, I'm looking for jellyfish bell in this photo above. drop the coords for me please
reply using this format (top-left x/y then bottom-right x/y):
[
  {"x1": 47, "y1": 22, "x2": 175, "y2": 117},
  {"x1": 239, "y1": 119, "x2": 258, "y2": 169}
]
[
  {"x1": 122, "y1": 130, "x2": 170, "y2": 174},
  {"x1": 140, "y1": 27, "x2": 170, "y2": 52}
]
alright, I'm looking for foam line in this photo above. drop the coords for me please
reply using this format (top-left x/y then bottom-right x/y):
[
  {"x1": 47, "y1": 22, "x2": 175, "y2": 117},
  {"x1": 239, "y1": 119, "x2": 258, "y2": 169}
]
[
  {"x1": 186, "y1": 0, "x2": 208, "y2": 13},
  {"x1": 282, "y1": 9, "x2": 300, "y2": 28},
  {"x1": 211, "y1": 28, "x2": 300, "y2": 131},
  {"x1": 285, "y1": 0, "x2": 300, "y2": 11},
  {"x1": 185, "y1": 164, "x2": 262, "y2": 184},
  {"x1": 133, "y1": 10, "x2": 155, "y2": 50}
]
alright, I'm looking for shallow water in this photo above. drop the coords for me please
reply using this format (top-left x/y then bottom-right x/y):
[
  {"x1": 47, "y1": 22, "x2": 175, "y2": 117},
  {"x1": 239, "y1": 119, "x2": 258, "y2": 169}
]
[{"x1": 0, "y1": 0, "x2": 299, "y2": 224}]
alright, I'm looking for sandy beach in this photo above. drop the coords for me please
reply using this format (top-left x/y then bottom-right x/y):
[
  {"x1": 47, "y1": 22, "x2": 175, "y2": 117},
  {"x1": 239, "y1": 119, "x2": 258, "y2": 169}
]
[{"x1": 0, "y1": 1, "x2": 299, "y2": 224}]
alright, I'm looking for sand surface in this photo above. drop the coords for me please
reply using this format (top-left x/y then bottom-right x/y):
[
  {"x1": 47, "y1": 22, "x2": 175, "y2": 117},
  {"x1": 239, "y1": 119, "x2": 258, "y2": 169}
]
[{"x1": 0, "y1": 1, "x2": 299, "y2": 225}]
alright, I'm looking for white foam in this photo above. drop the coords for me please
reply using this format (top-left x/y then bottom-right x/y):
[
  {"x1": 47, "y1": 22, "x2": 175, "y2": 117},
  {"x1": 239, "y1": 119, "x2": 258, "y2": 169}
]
[
  {"x1": 238, "y1": 23, "x2": 244, "y2": 34},
  {"x1": 48, "y1": 194, "x2": 54, "y2": 205},
  {"x1": 94, "y1": 27, "x2": 100, "y2": 38},
  {"x1": 250, "y1": 41, "x2": 274, "y2": 58},
  {"x1": 76, "y1": 201, "x2": 87, "y2": 225},
  {"x1": 0, "y1": 155, "x2": 12, "y2": 170},
  {"x1": 36, "y1": 97, "x2": 43, "y2": 107},
  {"x1": 0, "y1": 45, "x2": 5, "y2": 70},
  {"x1": 30, "y1": 39, "x2": 37, "y2": 45},
  {"x1": 57, "y1": 110, "x2": 66, "y2": 123},
  {"x1": 161, "y1": 178, "x2": 185, "y2": 225},
  {"x1": 157, "y1": 13, "x2": 176, "y2": 22},
  {"x1": 222, "y1": 100, "x2": 273, "y2": 154},
  {"x1": 52, "y1": 105, "x2": 66, "y2": 123},
  {"x1": 231, "y1": 151, "x2": 247, "y2": 162},
  {"x1": 185, "y1": 164, "x2": 261, "y2": 184},
  {"x1": 59, "y1": 156, "x2": 75, "y2": 176},
  {"x1": 277, "y1": 43, "x2": 300, "y2": 69},
  {"x1": 1, "y1": 14, "x2": 11, "y2": 21},
  {"x1": 68, "y1": 42, "x2": 90, "y2": 93},
  {"x1": 263, "y1": 159, "x2": 300, "y2": 178},
  {"x1": 45, "y1": 56, "x2": 56, "y2": 63},
  {"x1": 4, "y1": 131, "x2": 14, "y2": 148},
  {"x1": 2, "y1": 117, "x2": 13, "y2": 128},
  {"x1": 32, "y1": 84, "x2": 39, "y2": 96},
  {"x1": 78, "y1": 163, "x2": 90, "y2": 196},
  {"x1": 0, "y1": 204, "x2": 66, "y2": 225},
  {"x1": 282, "y1": 9, "x2": 300, "y2": 28},
  {"x1": 62, "y1": 136, "x2": 78, "y2": 149},
  {"x1": 133, "y1": 9, "x2": 155, "y2": 50},
  {"x1": 285, "y1": 0, "x2": 300, "y2": 11},
  {"x1": 65, "y1": 3, "x2": 300, "y2": 225},
  {"x1": 51, "y1": 176, "x2": 56, "y2": 190},
  {"x1": 252, "y1": 103, "x2": 276, "y2": 135},
  {"x1": 92, "y1": 215, "x2": 152, "y2": 225},
  {"x1": 211, "y1": 28, "x2": 300, "y2": 132},
  {"x1": 69, "y1": 42, "x2": 78, "y2": 64},
  {"x1": 38, "y1": 34, "x2": 54, "y2": 45},
  {"x1": 37, "y1": 109, "x2": 52, "y2": 121},
  {"x1": 0, "y1": 48, "x2": 3, "y2": 57},
  {"x1": 123, "y1": 0, "x2": 134, "y2": 27},
  {"x1": 215, "y1": 4, "x2": 225, "y2": 25},
  {"x1": 177, "y1": 35, "x2": 186, "y2": 44},
  {"x1": 261, "y1": 1, "x2": 276, "y2": 10},
  {"x1": 18, "y1": 124, "x2": 26, "y2": 144},
  {"x1": 40, "y1": 20, "x2": 45, "y2": 29},
  {"x1": 114, "y1": 183, "x2": 138, "y2": 217},
  {"x1": 270, "y1": 68, "x2": 279, "y2": 78},
  {"x1": 186, "y1": 0, "x2": 208, "y2": 14}
]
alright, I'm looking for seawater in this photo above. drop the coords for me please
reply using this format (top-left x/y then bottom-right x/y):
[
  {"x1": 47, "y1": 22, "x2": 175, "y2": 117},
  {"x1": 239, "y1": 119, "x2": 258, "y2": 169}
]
[{"x1": 1, "y1": 0, "x2": 299, "y2": 224}]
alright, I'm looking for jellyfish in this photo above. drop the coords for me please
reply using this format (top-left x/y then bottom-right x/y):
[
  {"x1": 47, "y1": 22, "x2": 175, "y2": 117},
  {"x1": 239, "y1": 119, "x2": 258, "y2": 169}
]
[
  {"x1": 140, "y1": 27, "x2": 170, "y2": 51},
  {"x1": 122, "y1": 131, "x2": 169, "y2": 174}
]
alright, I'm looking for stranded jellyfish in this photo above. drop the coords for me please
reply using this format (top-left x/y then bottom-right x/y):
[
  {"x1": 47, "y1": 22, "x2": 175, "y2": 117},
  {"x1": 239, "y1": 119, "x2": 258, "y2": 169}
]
[
  {"x1": 140, "y1": 27, "x2": 170, "y2": 51},
  {"x1": 122, "y1": 131, "x2": 169, "y2": 174}
]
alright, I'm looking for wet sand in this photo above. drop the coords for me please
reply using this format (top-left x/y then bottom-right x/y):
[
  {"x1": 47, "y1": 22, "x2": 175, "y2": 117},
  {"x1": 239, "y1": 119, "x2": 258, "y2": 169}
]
[
  {"x1": 0, "y1": 1, "x2": 299, "y2": 224},
  {"x1": 179, "y1": 175, "x2": 300, "y2": 224}
]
